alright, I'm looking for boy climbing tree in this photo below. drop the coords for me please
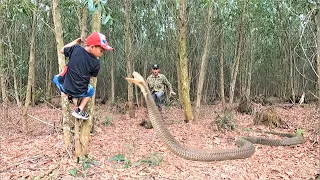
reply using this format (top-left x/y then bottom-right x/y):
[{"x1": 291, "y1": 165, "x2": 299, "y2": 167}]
[{"x1": 53, "y1": 32, "x2": 113, "y2": 119}]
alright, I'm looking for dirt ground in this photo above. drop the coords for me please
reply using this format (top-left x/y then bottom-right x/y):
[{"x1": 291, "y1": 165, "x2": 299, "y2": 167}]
[{"x1": 0, "y1": 102, "x2": 319, "y2": 180}]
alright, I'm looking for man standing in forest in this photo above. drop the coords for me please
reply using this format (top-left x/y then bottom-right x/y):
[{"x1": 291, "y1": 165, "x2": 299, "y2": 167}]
[
  {"x1": 53, "y1": 32, "x2": 113, "y2": 119},
  {"x1": 146, "y1": 64, "x2": 176, "y2": 111}
]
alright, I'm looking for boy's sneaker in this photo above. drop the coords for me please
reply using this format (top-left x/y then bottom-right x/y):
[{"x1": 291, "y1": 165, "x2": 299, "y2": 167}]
[{"x1": 72, "y1": 108, "x2": 89, "y2": 120}]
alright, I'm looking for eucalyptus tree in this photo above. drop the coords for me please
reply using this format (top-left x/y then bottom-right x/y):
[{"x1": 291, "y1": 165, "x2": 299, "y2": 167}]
[
  {"x1": 0, "y1": 2, "x2": 9, "y2": 106},
  {"x1": 176, "y1": 0, "x2": 193, "y2": 122},
  {"x1": 0, "y1": 39, "x2": 9, "y2": 107},
  {"x1": 228, "y1": 0, "x2": 247, "y2": 104},
  {"x1": 21, "y1": 0, "x2": 38, "y2": 132},
  {"x1": 194, "y1": 0, "x2": 213, "y2": 121},
  {"x1": 52, "y1": 0, "x2": 73, "y2": 152},
  {"x1": 80, "y1": 0, "x2": 111, "y2": 157},
  {"x1": 218, "y1": 19, "x2": 226, "y2": 109},
  {"x1": 124, "y1": 0, "x2": 135, "y2": 118},
  {"x1": 316, "y1": 7, "x2": 320, "y2": 106}
]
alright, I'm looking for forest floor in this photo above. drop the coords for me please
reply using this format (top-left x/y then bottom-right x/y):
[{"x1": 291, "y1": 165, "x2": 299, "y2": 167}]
[{"x1": 0, "y1": 102, "x2": 319, "y2": 180}]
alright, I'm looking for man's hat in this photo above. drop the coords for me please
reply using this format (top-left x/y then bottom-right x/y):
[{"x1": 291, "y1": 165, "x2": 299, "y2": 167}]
[
  {"x1": 152, "y1": 64, "x2": 160, "y2": 69},
  {"x1": 86, "y1": 32, "x2": 113, "y2": 51}
]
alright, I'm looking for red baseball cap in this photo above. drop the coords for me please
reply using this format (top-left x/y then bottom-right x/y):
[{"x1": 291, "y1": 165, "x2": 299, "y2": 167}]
[{"x1": 86, "y1": 32, "x2": 113, "y2": 51}]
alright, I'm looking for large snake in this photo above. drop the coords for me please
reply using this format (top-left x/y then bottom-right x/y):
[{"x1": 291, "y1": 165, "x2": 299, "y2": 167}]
[{"x1": 126, "y1": 71, "x2": 305, "y2": 161}]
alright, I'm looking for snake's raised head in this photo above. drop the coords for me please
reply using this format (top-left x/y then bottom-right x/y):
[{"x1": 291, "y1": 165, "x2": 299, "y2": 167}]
[{"x1": 125, "y1": 71, "x2": 148, "y2": 95}]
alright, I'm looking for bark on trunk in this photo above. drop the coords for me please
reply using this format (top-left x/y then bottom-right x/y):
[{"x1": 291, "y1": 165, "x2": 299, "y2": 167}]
[
  {"x1": 52, "y1": 0, "x2": 72, "y2": 153},
  {"x1": 7, "y1": 32, "x2": 21, "y2": 107},
  {"x1": 315, "y1": 10, "x2": 320, "y2": 106},
  {"x1": 229, "y1": 0, "x2": 247, "y2": 104},
  {"x1": 77, "y1": 9, "x2": 102, "y2": 157},
  {"x1": 218, "y1": 21, "x2": 226, "y2": 110},
  {"x1": 124, "y1": 0, "x2": 135, "y2": 118},
  {"x1": 177, "y1": 0, "x2": 193, "y2": 122},
  {"x1": 22, "y1": 3, "x2": 37, "y2": 132},
  {"x1": 195, "y1": 2, "x2": 213, "y2": 121},
  {"x1": 0, "y1": 37, "x2": 9, "y2": 107}
]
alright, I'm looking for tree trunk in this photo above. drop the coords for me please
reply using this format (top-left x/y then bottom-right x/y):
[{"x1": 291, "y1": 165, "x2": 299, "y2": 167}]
[
  {"x1": 111, "y1": 50, "x2": 115, "y2": 103},
  {"x1": 22, "y1": 2, "x2": 37, "y2": 132},
  {"x1": 177, "y1": 0, "x2": 193, "y2": 122},
  {"x1": 79, "y1": 7, "x2": 88, "y2": 45},
  {"x1": 246, "y1": 28, "x2": 256, "y2": 100},
  {"x1": 7, "y1": 31, "x2": 21, "y2": 107},
  {"x1": 229, "y1": 0, "x2": 247, "y2": 104},
  {"x1": 289, "y1": 45, "x2": 295, "y2": 103},
  {"x1": 194, "y1": 1, "x2": 213, "y2": 121},
  {"x1": 45, "y1": 14, "x2": 53, "y2": 100},
  {"x1": 315, "y1": 10, "x2": 320, "y2": 106},
  {"x1": 0, "y1": 37, "x2": 9, "y2": 107},
  {"x1": 31, "y1": 58, "x2": 36, "y2": 106},
  {"x1": 218, "y1": 21, "x2": 226, "y2": 110},
  {"x1": 124, "y1": 0, "x2": 135, "y2": 118},
  {"x1": 77, "y1": 9, "x2": 102, "y2": 158},
  {"x1": 52, "y1": 0, "x2": 72, "y2": 153}
]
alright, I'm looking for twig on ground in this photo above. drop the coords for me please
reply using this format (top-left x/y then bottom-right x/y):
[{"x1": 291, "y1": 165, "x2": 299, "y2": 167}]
[
  {"x1": 1, "y1": 155, "x2": 42, "y2": 172},
  {"x1": 39, "y1": 164, "x2": 60, "y2": 179},
  {"x1": 41, "y1": 97, "x2": 62, "y2": 112},
  {"x1": 27, "y1": 114, "x2": 57, "y2": 128}
]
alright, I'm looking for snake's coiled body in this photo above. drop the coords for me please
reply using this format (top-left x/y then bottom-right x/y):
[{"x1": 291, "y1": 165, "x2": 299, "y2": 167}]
[{"x1": 126, "y1": 72, "x2": 305, "y2": 161}]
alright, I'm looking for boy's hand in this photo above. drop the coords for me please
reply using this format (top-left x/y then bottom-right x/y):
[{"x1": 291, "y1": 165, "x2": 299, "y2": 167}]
[
  {"x1": 60, "y1": 38, "x2": 82, "y2": 54},
  {"x1": 74, "y1": 38, "x2": 82, "y2": 44}
]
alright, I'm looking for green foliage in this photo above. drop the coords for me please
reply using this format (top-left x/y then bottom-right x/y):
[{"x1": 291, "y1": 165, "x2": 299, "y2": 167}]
[
  {"x1": 77, "y1": 155, "x2": 98, "y2": 170},
  {"x1": 68, "y1": 156, "x2": 98, "y2": 177},
  {"x1": 109, "y1": 154, "x2": 131, "y2": 168},
  {"x1": 84, "y1": 0, "x2": 113, "y2": 25},
  {"x1": 199, "y1": 0, "x2": 213, "y2": 7},
  {"x1": 68, "y1": 168, "x2": 77, "y2": 177},
  {"x1": 136, "y1": 152, "x2": 163, "y2": 167},
  {"x1": 104, "y1": 115, "x2": 113, "y2": 126},
  {"x1": 296, "y1": 128, "x2": 305, "y2": 136},
  {"x1": 109, "y1": 153, "x2": 164, "y2": 168},
  {"x1": 215, "y1": 110, "x2": 236, "y2": 130},
  {"x1": 244, "y1": 127, "x2": 251, "y2": 132}
]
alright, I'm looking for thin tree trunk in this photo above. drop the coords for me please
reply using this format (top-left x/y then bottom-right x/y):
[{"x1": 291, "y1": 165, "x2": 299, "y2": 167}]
[
  {"x1": 80, "y1": 7, "x2": 88, "y2": 45},
  {"x1": 229, "y1": 0, "x2": 247, "y2": 104},
  {"x1": 109, "y1": 28, "x2": 115, "y2": 103},
  {"x1": 7, "y1": 31, "x2": 21, "y2": 107},
  {"x1": 289, "y1": 45, "x2": 295, "y2": 103},
  {"x1": 246, "y1": 28, "x2": 256, "y2": 100},
  {"x1": 177, "y1": 0, "x2": 193, "y2": 122},
  {"x1": 52, "y1": 0, "x2": 72, "y2": 153},
  {"x1": 194, "y1": 1, "x2": 213, "y2": 121},
  {"x1": 218, "y1": 21, "x2": 226, "y2": 110},
  {"x1": 46, "y1": 37, "x2": 53, "y2": 99},
  {"x1": 315, "y1": 10, "x2": 320, "y2": 106},
  {"x1": 22, "y1": 2, "x2": 37, "y2": 132},
  {"x1": 31, "y1": 59, "x2": 36, "y2": 106},
  {"x1": 0, "y1": 37, "x2": 9, "y2": 107},
  {"x1": 45, "y1": 19, "x2": 52, "y2": 99},
  {"x1": 124, "y1": 0, "x2": 135, "y2": 118},
  {"x1": 75, "y1": 6, "x2": 89, "y2": 158},
  {"x1": 111, "y1": 50, "x2": 115, "y2": 103}
]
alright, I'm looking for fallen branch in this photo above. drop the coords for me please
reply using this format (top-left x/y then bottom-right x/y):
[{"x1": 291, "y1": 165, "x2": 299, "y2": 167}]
[
  {"x1": 27, "y1": 114, "x2": 56, "y2": 128},
  {"x1": 41, "y1": 97, "x2": 62, "y2": 112},
  {"x1": 1, "y1": 155, "x2": 42, "y2": 172},
  {"x1": 39, "y1": 164, "x2": 60, "y2": 179},
  {"x1": 27, "y1": 114, "x2": 75, "y2": 134}
]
